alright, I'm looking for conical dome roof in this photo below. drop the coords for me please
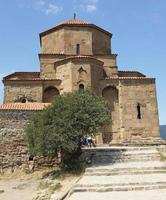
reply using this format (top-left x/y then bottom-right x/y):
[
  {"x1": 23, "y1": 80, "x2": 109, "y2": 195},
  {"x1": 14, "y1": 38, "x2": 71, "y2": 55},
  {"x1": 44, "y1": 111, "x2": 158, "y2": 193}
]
[
  {"x1": 59, "y1": 19, "x2": 89, "y2": 25},
  {"x1": 40, "y1": 19, "x2": 112, "y2": 37}
]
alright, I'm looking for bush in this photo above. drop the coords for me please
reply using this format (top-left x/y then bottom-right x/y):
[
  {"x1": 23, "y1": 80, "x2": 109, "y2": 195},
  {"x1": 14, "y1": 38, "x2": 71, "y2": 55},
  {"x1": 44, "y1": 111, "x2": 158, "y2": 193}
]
[{"x1": 25, "y1": 89, "x2": 110, "y2": 170}]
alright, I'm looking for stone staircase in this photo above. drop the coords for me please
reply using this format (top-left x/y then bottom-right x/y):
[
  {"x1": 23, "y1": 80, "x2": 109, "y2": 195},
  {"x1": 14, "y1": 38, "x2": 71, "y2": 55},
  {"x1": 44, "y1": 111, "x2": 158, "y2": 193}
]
[{"x1": 67, "y1": 146, "x2": 166, "y2": 200}]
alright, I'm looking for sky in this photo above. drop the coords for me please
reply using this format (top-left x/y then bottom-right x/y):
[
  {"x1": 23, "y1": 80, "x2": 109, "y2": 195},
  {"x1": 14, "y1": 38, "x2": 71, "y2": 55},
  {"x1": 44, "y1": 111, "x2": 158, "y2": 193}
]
[{"x1": 0, "y1": 0, "x2": 165, "y2": 124}]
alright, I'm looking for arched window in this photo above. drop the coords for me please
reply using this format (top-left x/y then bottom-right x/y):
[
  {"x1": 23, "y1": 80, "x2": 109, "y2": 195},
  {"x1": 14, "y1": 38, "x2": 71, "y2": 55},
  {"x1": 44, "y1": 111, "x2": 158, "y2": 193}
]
[
  {"x1": 21, "y1": 98, "x2": 27, "y2": 103},
  {"x1": 79, "y1": 84, "x2": 84, "y2": 90},
  {"x1": 137, "y1": 103, "x2": 142, "y2": 119},
  {"x1": 102, "y1": 86, "x2": 118, "y2": 110},
  {"x1": 43, "y1": 86, "x2": 59, "y2": 103}
]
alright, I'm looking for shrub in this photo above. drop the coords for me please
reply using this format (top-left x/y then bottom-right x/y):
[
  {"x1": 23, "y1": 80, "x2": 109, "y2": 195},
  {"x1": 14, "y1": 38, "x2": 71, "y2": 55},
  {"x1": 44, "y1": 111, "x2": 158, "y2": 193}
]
[{"x1": 25, "y1": 89, "x2": 110, "y2": 170}]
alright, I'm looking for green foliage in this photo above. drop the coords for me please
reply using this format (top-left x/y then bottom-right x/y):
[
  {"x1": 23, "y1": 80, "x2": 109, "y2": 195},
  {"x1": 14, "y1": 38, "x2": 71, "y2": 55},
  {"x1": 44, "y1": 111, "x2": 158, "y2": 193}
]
[{"x1": 25, "y1": 89, "x2": 110, "y2": 169}]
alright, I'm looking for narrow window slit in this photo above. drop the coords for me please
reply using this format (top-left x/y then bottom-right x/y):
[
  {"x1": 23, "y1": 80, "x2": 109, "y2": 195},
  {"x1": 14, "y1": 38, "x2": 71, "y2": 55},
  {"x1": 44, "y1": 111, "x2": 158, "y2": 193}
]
[
  {"x1": 137, "y1": 103, "x2": 141, "y2": 119},
  {"x1": 76, "y1": 44, "x2": 80, "y2": 55}
]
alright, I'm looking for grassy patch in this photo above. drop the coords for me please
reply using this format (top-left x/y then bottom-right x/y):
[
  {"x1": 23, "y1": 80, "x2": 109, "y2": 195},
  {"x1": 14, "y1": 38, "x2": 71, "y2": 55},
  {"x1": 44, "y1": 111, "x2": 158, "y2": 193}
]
[
  {"x1": 157, "y1": 148, "x2": 166, "y2": 161},
  {"x1": 49, "y1": 183, "x2": 62, "y2": 193},
  {"x1": 38, "y1": 181, "x2": 52, "y2": 190},
  {"x1": 0, "y1": 189, "x2": 5, "y2": 194},
  {"x1": 159, "y1": 152, "x2": 166, "y2": 161}
]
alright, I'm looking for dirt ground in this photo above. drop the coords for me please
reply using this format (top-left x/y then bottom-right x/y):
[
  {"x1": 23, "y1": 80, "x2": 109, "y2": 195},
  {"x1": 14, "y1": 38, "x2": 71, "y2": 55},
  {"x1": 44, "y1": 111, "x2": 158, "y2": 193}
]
[{"x1": 0, "y1": 169, "x2": 81, "y2": 200}]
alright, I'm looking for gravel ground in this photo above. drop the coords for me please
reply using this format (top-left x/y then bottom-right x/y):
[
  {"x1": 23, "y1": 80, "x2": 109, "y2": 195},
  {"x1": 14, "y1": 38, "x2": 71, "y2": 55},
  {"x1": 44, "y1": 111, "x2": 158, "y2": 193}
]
[
  {"x1": 0, "y1": 170, "x2": 80, "y2": 200},
  {"x1": 0, "y1": 177, "x2": 41, "y2": 200}
]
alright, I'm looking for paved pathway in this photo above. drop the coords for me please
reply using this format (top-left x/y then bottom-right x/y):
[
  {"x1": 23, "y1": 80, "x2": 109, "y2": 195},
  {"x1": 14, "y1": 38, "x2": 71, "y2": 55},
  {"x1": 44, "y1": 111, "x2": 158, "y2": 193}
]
[{"x1": 67, "y1": 146, "x2": 166, "y2": 200}]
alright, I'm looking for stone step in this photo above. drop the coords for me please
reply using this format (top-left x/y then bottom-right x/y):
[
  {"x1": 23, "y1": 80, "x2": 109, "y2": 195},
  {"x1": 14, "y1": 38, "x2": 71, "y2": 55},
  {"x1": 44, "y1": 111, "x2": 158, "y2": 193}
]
[
  {"x1": 83, "y1": 151, "x2": 159, "y2": 157},
  {"x1": 122, "y1": 139, "x2": 166, "y2": 146},
  {"x1": 92, "y1": 156, "x2": 161, "y2": 163},
  {"x1": 92, "y1": 159, "x2": 161, "y2": 165},
  {"x1": 67, "y1": 189, "x2": 166, "y2": 200},
  {"x1": 88, "y1": 152, "x2": 160, "y2": 158},
  {"x1": 73, "y1": 183, "x2": 166, "y2": 192},
  {"x1": 82, "y1": 148, "x2": 161, "y2": 164},
  {"x1": 85, "y1": 148, "x2": 159, "y2": 154},
  {"x1": 85, "y1": 166, "x2": 166, "y2": 173},
  {"x1": 83, "y1": 146, "x2": 159, "y2": 152},
  {"x1": 87, "y1": 155, "x2": 161, "y2": 159},
  {"x1": 86, "y1": 160, "x2": 166, "y2": 170},
  {"x1": 68, "y1": 147, "x2": 166, "y2": 200},
  {"x1": 77, "y1": 173, "x2": 166, "y2": 187},
  {"x1": 85, "y1": 168, "x2": 166, "y2": 176}
]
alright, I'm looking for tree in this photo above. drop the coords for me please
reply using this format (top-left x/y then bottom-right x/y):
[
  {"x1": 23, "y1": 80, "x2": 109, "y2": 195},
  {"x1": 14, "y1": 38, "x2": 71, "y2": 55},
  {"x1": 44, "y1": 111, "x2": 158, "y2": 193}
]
[{"x1": 25, "y1": 89, "x2": 110, "y2": 170}]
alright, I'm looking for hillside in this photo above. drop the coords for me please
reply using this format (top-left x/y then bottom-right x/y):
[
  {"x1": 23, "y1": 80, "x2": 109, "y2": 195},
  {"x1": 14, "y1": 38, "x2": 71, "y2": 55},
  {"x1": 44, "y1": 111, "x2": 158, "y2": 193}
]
[{"x1": 160, "y1": 125, "x2": 166, "y2": 140}]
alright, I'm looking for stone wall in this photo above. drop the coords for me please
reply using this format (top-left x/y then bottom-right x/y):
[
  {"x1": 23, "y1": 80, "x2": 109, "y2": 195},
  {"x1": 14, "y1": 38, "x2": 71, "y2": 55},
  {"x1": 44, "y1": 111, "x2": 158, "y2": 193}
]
[
  {"x1": 102, "y1": 86, "x2": 119, "y2": 143},
  {"x1": 95, "y1": 55, "x2": 118, "y2": 77},
  {"x1": 4, "y1": 80, "x2": 62, "y2": 104},
  {"x1": 41, "y1": 27, "x2": 92, "y2": 55},
  {"x1": 0, "y1": 110, "x2": 58, "y2": 173},
  {"x1": 56, "y1": 63, "x2": 73, "y2": 93},
  {"x1": 95, "y1": 55, "x2": 117, "y2": 68},
  {"x1": 41, "y1": 26, "x2": 111, "y2": 56},
  {"x1": 92, "y1": 28, "x2": 111, "y2": 55},
  {"x1": 64, "y1": 27, "x2": 92, "y2": 55},
  {"x1": 41, "y1": 29, "x2": 65, "y2": 54},
  {"x1": 55, "y1": 59, "x2": 104, "y2": 93},
  {"x1": 119, "y1": 78, "x2": 160, "y2": 142},
  {"x1": 39, "y1": 54, "x2": 65, "y2": 79},
  {"x1": 4, "y1": 82, "x2": 43, "y2": 103},
  {"x1": 98, "y1": 78, "x2": 160, "y2": 144},
  {"x1": 40, "y1": 62, "x2": 57, "y2": 79},
  {"x1": 71, "y1": 62, "x2": 91, "y2": 91}
]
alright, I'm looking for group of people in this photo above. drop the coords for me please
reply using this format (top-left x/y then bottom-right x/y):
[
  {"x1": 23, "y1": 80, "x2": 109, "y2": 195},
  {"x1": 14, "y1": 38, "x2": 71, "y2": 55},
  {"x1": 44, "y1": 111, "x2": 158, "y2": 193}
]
[{"x1": 81, "y1": 136, "x2": 96, "y2": 147}]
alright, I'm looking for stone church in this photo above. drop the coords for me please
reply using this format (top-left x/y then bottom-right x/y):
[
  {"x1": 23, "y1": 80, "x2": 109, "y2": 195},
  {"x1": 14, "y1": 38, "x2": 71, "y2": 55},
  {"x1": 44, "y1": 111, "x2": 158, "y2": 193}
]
[{"x1": 1, "y1": 19, "x2": 160, "y2": 144}]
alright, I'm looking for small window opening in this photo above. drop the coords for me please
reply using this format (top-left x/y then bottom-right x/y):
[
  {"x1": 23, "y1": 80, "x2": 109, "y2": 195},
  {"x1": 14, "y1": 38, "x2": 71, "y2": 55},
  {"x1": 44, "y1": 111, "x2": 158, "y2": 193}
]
[
  {"x1": 76, "y1": 44, "x2": 80, "y2": 55},
  {"x1": 21, "y1": 98, "x2": 27, "y2": 103},
  {"x1": 29, "y1": 155, "x2": 34, "y2": 161},
  {"x1": 137, "y1": 103, "x2": 141, "y2": 119},
  {"x1": 79, "y1": 84, "x2": 84, "y2": 90}
]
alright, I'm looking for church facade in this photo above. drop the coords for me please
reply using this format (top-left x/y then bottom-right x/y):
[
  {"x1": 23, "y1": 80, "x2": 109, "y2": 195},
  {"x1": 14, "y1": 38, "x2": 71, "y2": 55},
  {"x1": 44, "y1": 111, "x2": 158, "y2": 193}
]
[{"x1": 2, "y1": 19, "x2": 160, "y2": 144}]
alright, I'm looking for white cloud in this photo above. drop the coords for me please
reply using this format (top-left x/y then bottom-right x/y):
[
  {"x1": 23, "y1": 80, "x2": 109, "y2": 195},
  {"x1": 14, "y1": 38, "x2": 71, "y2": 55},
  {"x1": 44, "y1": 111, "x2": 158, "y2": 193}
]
[
  {"x1": 18, "y1": 0, "x2": 63, "y2": 15},
  {"x1": 0, "y1": 72, "x2": 5, "y2": 92},
  {"x1": 36, "y1": 0, "x2": 46, "y2": 6},
  {"x1": 45, "y1": 3, "x2": 63, "y2": 15},
  {"x1": 86, "y1": 4, "x2": 97, "y2": 12},
  {"x1": 0, "y1": 72, "x2": 5, "y2": 80},
  {"x1": 0, "y1": 72, "x2": 4, "y2": 103},
  {"x1": 85, "y1": 0, "x2": 98, "y2": 3},
  {"x1": 81, "y1": 0, "x2": 99, "y2": 13}
]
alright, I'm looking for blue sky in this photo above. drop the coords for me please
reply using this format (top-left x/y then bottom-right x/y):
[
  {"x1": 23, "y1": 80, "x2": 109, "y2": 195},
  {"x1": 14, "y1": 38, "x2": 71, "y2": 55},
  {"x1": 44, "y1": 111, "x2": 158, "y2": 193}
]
[{"x1": 0, "y1": 0, "x2": 165, "y2": 124}]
